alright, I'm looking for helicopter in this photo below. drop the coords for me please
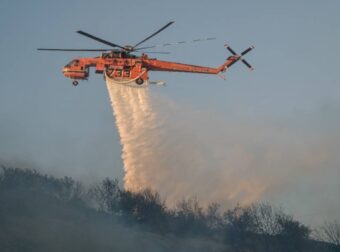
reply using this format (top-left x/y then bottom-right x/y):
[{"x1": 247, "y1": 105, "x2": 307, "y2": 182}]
[{"x1": 38, "y1": 21, "x2": 254, "y2": 87}]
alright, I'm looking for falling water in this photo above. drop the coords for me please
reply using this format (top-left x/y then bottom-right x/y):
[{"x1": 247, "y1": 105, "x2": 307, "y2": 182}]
[
  {"x1": 105, "y1": 76, "x2": 339, "y2": 226},
  {"x1": 105, "y1": 80, "x2": 159, "y2": 191},
  {"x1": 105, "y1": 78, "x2": 268, "y2": 206}
]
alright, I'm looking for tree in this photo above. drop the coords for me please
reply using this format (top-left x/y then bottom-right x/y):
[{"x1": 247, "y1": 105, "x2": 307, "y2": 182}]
[
  {"x1": 0, "y1": 166, "x2": 84, "y2": 203},
  {"x1": 249, "y1": 202, "x2": 282, "y2": 236},
  {"x1": 57, "y1": 176, "x2": 84, "y2": 202},
  {"x1": 222, "y1": 203, "x2": 312, "y2": 252},
  {"x1": 119, "y1": 188, "x2": 168, "y2": 232},
  {"x1": 172, "y1": 196, "x2": 208, "y2": 235},
  {"x1": 315, "y1": 220, "x2": 340, "y2": 250},
  {"x1": 276, "y1": 213, "x2": 311, "y2": 252},
  {"x1": 223, "y1": 204, "x2": 256, "y2": 251},
  {"x1": 91, "y1": 178, "x2": 120, "y2": 213},
  {"x1": 205, "y1": 203, "x2": 223, "y2": 232}
]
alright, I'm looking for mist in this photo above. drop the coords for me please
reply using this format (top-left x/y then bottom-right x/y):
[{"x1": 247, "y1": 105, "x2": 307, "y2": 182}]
[{"x1": 106, "y1": 80, "x2": 340, "y2": 226}]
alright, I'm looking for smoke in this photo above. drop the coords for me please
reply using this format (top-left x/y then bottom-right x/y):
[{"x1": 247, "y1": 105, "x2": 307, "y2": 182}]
[{"x1": 105, "y1": 80, "x2": 340, "y2": 224}]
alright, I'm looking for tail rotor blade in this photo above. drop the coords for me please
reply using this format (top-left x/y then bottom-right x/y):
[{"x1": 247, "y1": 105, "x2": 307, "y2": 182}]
[
  {"x1": 241, "y1": 59, "x2": 254, "y2": 70},
  {"x1": 224, "y1": 44, "x2": 237, "y2": 55},
  {"x1": 225, "y1": 44, "x2": 254, "y2": 70},
  {"x1": 241, "y1": 45, "x2": 255, "y2": 56}
]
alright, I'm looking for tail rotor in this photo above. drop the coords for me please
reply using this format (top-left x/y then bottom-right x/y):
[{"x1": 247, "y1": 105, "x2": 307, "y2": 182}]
[{"x1": 224, "y1": 44, "x2": 254, "y2": 70}]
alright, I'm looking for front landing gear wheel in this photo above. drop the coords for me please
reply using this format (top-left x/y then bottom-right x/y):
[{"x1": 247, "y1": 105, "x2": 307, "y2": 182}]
[
  {"x1": 135, "y1": 78, "x2": 144, "y2": 85},
  {"x1": 72, "y1": 80, "x2": 79, "y2": 86}
]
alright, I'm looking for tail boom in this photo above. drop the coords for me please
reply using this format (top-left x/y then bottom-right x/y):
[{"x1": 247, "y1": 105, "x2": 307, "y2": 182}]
[
  {"x1": 143, "y1": 59, "x2": 223, "y2": 74},
  {"x1": 143, "y1": 43, "x2": 254, "y2": 75}
]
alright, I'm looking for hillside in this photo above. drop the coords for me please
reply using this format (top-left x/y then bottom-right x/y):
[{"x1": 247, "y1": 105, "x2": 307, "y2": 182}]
[{"x1": 0, "y1": 166, "x2": 337, "y2": 252}]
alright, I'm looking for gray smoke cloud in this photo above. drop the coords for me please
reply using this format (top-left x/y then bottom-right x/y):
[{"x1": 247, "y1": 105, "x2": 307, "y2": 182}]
[{"x1": 106, "y1": 80, "x2": 340, "y2": 226}]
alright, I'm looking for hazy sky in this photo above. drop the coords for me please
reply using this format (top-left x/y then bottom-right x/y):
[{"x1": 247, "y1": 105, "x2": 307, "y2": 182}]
[{"x1": 0, "y1": 0, "x2": 339, "y2": 226}]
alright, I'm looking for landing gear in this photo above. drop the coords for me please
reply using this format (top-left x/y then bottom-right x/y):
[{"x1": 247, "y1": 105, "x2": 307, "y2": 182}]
[
  {"x1": 72, "y1": 80, "x2": 79, "y2": 86},
  {"x1": 135, "y1": 78, "x2": 144, "y2": 85}
]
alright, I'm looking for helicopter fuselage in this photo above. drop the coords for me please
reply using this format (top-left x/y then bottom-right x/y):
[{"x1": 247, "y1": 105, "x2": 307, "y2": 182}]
[{"x1": 62, "y1": 51, "x2": 241, "y2": 86}]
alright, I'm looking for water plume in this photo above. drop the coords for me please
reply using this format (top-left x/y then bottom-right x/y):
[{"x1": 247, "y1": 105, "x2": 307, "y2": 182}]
[
  {"x1": 105, "y1": 82, "x2": 160, "y2": 191},
  {"x1": 105, "y1": 80, "x2": 266, "y2": 207},
  {"x1": 105, "y1": 79, "x2": 340, "y2": 224}
]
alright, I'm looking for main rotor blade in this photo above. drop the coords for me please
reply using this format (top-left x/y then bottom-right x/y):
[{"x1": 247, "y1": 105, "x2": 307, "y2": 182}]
[
  {"x1": 77, "y1": 30, "x2": 126, "y2": 50},
  {"x1": 135, "y1": 37, "x2": 216, "y2": 51},
  {"x1": 37, "y1": 48, "x2": 112, "y2": 52},
  {"x1": 143, "y1": 51, "x2": 171, "y2": 54},
  {"x1": 132, "y1": 21, "x2": 175, "y2": 49}
]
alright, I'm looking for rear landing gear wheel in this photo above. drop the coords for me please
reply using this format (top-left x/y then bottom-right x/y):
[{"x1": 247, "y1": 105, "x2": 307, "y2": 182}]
[
  {"x1": 72, "y1": 80, "x2": 79, "y2": 86},
  {"x1": 135, "y1": 78, "x2": 144, "y2": 85}
]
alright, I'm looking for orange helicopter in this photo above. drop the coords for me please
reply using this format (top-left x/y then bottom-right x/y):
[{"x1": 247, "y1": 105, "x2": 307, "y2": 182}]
[{"x1": 38, "y1": 21, "x2": 254, "y2": 87}]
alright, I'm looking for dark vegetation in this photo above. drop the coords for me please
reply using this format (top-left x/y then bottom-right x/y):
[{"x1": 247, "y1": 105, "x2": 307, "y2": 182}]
[{"x1": 0, "y1": 166, "x2": 338, "y2": 252}]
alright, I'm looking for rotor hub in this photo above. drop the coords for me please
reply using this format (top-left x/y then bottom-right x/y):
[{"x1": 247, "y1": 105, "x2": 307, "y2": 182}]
[{"x1": 123, "y1": 45, "x2": 134, "y2": 52}]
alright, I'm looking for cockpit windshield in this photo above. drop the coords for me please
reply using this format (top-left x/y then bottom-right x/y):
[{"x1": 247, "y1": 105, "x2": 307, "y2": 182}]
[{"x1": 65, "y1": 60, "x2": 79, "y2": 67}]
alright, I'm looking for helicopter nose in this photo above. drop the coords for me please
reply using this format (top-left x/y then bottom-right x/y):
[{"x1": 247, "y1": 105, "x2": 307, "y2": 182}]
[{"x1": 62, "y1": 67, "x2": 72, "y2": 78}]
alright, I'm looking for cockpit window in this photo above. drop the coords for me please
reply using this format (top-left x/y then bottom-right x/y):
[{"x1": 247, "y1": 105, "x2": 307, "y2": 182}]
[{"x1": 65, "y1": 60, "x2": 79, "y2": 67}]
